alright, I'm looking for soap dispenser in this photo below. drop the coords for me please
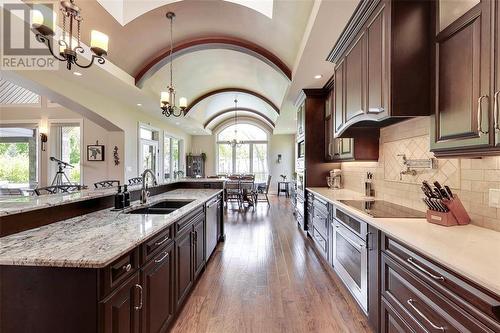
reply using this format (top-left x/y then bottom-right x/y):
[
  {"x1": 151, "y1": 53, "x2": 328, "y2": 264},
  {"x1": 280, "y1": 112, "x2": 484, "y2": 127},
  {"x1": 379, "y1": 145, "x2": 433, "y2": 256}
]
[
  {"x1": 123, "y1": 185, "x2": 130, "y2": 207},
  {"x1": 114, "y1": 185, "x2": 124, "y2": 209}
]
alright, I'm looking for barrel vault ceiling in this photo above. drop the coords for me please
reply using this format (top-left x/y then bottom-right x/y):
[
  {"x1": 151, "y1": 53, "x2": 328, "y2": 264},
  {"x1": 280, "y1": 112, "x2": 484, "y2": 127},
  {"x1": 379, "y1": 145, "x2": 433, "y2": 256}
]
[{"x1": 10, "y1": 0, "x2": 359, "y2": 135}]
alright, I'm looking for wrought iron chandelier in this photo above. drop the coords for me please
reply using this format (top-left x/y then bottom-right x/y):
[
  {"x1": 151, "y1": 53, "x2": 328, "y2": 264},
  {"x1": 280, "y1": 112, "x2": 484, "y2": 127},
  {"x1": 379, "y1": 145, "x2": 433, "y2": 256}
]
[
  {"x1": 31, "y1": 0, "x2": 109, "y2": 71},
  {"x1": 230, "y1": 98, "x2": 241, "y2": 148},
  {"x1": 160, "y1": 12, "x2": 187, "y2": 118}
]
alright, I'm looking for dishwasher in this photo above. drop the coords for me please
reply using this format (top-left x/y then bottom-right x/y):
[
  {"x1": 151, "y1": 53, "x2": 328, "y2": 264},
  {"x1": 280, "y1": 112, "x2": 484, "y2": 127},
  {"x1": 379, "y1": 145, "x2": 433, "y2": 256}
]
[{"x1": 205, "y1": 197, "x2": 219, "y2": 260}]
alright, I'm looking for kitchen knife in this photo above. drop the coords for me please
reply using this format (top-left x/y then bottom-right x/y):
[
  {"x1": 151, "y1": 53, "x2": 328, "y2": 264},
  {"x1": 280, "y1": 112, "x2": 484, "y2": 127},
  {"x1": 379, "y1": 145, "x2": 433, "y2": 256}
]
[
  {"x1": 433, "y1": 181, "x2": 443, "y2": 190},
  {"x1": 440, "y1": 188, "x2": 450, "y2": 200},
  {"x1": 421, "y1": 186, "x2": 433, "y2": 198},
  {"x1": 444, "y1": 185, "x2": 454, "y2": 199},
  {"x1": 422, "y1": 181, "x2": 433, "y2": 194},
  {"x1": 433, "y1": 188, "x2": 443, "y2": 199},
  {"x1": 422, "y1": 198, "x2": 433, "y2": 210}
]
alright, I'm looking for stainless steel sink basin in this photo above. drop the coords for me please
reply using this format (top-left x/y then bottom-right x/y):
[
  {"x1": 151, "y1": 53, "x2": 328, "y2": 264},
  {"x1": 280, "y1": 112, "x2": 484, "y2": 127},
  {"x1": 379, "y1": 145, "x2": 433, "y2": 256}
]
[{"x1": 125, "y1": 200, "x2": 194, "y2": 215}]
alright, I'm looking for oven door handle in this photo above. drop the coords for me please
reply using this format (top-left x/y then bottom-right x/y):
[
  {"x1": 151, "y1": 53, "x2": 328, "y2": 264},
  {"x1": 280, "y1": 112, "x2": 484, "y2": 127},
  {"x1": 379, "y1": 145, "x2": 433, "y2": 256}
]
[{"x1": 335, "y1": 225, "x2": 364, "y2": 250}]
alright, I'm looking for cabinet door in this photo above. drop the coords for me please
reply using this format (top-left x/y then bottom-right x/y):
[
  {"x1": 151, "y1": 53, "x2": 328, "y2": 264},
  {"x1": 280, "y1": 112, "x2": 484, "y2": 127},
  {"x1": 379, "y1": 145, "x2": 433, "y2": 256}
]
[
  {"x1": 381, "y1": 298, "x2": 412, "y2": 333},
  {"x1": 333, "y1": 138, "x2": 354, "y2": 161},
  {"x1": 366, "y1": 1, "x2": 388, "y2": 118},
  {"x1": 345, "y1": 33, "x2": 365, "y2": 123},
  {"x1": 334, "y1": 60, "x2": 345, "y2": 134},
  {"x1": 175, "y1": 229, "x2": 193, "y2": 308},
  {"x1": 100, "y1": 273, "x2": 141, "y2": 333},
  {"x1": 193, "y1": 218, "x2": 205, "y2": 280},
  {"x1": 431, "y1": 1, "x2": 492, "y2": 152},
  {"x1": 495, "y1": 1, "x2": 500, "y2": 146},
  {"x1": 141, "y1": 243, "x2": 175, "y2": 333}
]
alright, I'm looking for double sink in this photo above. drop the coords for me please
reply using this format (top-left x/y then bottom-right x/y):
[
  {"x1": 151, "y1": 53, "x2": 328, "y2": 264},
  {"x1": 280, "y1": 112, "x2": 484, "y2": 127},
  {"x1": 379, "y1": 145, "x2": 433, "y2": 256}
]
[{"x1": 126, "y1": 199, "x2": 194, "y2": 215}]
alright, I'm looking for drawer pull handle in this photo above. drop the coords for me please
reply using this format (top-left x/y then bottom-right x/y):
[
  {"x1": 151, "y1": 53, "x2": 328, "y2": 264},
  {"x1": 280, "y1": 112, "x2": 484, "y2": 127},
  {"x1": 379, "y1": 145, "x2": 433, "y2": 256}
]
[
  {"x1": 407, "y1": 299, "x2": 445, "y2": 331},
  {"x1": 122, "y1": 263, "x2": 132, "y2": 272},
  {"x1": 154, "y1": 235, "x2": 170, "y2": 246},
  {"x1": 407, "y1": 257, "x2": 445, "y2": 281},
  {"x1": 154, "y1": 251, "x2": 169, "y2": 264},
  {"x1": 134, "y1": 284, "x2": 143, "y2": 310}
]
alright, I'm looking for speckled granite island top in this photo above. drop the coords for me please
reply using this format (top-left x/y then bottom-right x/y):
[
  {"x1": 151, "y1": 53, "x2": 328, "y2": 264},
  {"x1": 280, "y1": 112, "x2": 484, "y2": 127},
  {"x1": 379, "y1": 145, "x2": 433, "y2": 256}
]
[
  {"x1": 0, "y1": 189, "x2": 222, "y2": 269},
  {"x1": 307, "y1": 187, "x2": 500, "y2": 297},
  {"x1": 0, "y1": 178, "x2": 225, "y2": 217}
]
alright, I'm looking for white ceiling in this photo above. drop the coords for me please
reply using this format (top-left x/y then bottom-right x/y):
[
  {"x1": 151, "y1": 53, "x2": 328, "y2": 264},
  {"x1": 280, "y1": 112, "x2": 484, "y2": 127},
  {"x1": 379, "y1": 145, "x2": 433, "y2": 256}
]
[{"x1": 96, "y1": 0, "x2": 274, "y2": 26}]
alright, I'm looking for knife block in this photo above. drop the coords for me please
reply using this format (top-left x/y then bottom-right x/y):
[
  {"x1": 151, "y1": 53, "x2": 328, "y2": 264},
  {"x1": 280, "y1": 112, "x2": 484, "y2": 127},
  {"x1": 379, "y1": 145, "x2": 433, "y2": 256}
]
[
  {"x1": 426, "y1": 210, "x2": 458, "y2": 227},
  {"x1": 425, "y1": 195, "x2": 470, "y2": 227}
]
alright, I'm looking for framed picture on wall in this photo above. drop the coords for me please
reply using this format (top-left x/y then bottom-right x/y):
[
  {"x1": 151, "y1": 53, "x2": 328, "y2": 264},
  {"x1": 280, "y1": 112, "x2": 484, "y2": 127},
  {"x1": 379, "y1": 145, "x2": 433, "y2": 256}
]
[{"x1": 87, "y1": 145, "x2": 105, "y2": 161}]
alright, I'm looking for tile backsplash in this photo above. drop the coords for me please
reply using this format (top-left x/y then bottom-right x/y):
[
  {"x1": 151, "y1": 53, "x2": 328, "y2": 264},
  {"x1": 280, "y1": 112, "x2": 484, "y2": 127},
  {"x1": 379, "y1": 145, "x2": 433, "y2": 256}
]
[{"x1": 339, "y1": 116, "x2": 500, "y2": 232}]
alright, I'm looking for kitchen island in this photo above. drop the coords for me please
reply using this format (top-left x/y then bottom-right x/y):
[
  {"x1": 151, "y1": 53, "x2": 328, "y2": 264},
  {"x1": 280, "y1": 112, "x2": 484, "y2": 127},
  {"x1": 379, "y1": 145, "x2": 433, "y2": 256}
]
[{"x1": 0, "y1": 183, "x2": 225, "y2": 333}]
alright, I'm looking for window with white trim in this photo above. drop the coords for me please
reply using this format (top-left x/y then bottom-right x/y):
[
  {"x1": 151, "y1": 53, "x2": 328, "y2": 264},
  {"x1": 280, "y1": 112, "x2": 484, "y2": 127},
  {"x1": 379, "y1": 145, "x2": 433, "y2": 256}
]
[{"x1": 216, "y1": 123, "x2": 268, "y2": 182}]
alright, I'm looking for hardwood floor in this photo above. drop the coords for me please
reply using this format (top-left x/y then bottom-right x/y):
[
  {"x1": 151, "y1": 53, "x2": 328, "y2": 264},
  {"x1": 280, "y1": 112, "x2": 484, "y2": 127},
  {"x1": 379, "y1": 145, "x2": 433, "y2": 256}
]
[{"x1": 170, "y1": 196, "x2": 372, "y2": 333}]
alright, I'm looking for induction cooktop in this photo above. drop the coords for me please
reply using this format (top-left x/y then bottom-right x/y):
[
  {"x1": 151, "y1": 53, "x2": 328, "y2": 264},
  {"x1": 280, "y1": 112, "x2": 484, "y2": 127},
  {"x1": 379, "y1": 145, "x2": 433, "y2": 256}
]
[{"x1": 339, "y1": 200, "x2": 426, "y2": 218}]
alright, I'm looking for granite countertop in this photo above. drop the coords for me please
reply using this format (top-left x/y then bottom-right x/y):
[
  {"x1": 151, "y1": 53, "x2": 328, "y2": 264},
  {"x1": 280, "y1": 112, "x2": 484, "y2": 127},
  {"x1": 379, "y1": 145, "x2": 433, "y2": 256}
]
[
  {"x1": 307, "y1": 187, "x2": 500, "y2": 297},
  {"x1": 0, "y1": 178, "x2": 225, "y2": 217},
  {"x1": 0, "y1": 188, "x2": 222, "y2": 269}
]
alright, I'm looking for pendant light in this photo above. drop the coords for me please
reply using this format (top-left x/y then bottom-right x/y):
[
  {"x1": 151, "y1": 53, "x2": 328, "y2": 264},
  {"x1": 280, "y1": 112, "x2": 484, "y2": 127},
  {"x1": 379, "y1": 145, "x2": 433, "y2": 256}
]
[
  {"x1": 32, "y1": 0, "x2": 109, "y2": 70},
  {"x1": 160, "y1": 12, "x2": 187, "y2": 117},
  {"x1": 230, "y1": 98, "x2": 241, "y2": 148}
]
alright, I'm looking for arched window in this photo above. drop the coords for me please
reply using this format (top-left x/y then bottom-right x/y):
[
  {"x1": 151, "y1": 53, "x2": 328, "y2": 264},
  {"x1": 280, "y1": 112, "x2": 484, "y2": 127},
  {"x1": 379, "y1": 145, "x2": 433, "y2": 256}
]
[{"x1": 216, "y1": 123, "x2": 268, "y2": 181}]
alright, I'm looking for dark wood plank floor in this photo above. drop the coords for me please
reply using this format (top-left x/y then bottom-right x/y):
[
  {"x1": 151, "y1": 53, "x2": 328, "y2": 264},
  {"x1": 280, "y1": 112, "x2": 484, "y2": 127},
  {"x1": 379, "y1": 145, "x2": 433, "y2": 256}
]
[{"x1": 171, "y1": 196, "x2": 372, "y2": 333}]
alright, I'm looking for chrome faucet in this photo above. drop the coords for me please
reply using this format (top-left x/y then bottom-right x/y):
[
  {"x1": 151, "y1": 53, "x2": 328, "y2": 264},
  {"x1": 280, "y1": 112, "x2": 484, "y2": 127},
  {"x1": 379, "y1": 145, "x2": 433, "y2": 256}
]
[{"x1": 140, "y1": 169, "x2": 157, "y2": 204}]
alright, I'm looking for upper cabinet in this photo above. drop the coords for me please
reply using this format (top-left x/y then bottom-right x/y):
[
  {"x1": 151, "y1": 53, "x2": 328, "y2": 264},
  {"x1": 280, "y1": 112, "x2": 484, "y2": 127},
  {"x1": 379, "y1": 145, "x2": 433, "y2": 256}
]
[
  {"x1": 328, "y1": 0, "x2": 432, "y2": 137},
  {"x1": 431, "y1": 0, "x2": 500, "y2": 157}
]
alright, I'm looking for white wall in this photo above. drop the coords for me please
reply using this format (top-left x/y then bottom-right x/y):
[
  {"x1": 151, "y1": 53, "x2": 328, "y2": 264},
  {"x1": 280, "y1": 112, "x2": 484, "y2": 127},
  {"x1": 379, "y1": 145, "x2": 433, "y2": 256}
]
[
  {"x1": 190, "y1": 133, "x2": 295, "y2": 194},
  {"x1": 268, "y1": 134, "x2": 295, "y2": 193},
  {"x1": 3, "y1": 71, "x2": 193, "y2": 183},
  {"x1": 0, "y1": 98, "x2": 124, "y2": 186}
]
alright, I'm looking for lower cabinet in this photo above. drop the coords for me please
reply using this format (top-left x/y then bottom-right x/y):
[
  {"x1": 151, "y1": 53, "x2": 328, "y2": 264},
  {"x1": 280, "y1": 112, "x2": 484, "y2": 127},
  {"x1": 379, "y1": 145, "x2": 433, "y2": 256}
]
[
  {"x1": 175, "y1": 228, "x2": 194, "y2": 309},
  {"x1": 100, "y1": 272, "x2": 141, "y2": 333},
  {"x1": 193, "y1": 217, "x2": 206, "y2": 280},
  {"x1": 141, "y1": 242, "x2": 175, "y2": 333}
]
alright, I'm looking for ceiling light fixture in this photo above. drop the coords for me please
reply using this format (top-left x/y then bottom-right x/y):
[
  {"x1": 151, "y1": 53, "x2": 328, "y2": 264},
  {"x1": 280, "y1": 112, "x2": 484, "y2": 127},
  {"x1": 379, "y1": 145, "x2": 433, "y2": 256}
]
[
  {"x1": 31, "y1": 0, "x2": 109, "y2": 71},
  {"x1": 73, "y1": 71, "x2": 82, "y2": 76},
  {"x1": 314, "y1": 74, "x2": 323, "y2": 79},
  {"x1": 136, "y1": 103, "x2": 142, "y2": 106},
  {"x1": 160, "y1": 12, "x2": 187, "y2": 117}
]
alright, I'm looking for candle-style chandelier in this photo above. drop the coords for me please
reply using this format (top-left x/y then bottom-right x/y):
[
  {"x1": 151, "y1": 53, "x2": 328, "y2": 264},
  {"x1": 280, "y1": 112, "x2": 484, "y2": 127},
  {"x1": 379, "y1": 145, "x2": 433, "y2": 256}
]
[
  {"x1": 160, "y1": 12, "x2": 187, "y2": 117},
  {"x1": 31, "y1": 0, "x2": 109, "y2": 71}
]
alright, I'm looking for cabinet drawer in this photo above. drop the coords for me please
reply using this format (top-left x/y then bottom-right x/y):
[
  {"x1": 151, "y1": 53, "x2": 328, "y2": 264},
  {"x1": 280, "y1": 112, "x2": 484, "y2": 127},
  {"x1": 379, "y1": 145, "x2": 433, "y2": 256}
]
[
  {"x1": 382, "y1": 234, "x2": 500, "y2": 329},
  {"x1": 175, "y1": 206, "x2": 204, "y2": 236},
  {"x1": 381, "y1": 297, "x2": 413, "y2": 333},
  {"x1": 382, "y1": 253, "x2": 494, "y2": 333},
  {"x1": 312, "y1": 226, "x2": 328, "y2": 259},
  {"x1": 141, "y1": 226, "x2": 173, "y2": 264},
  {"x1": 99, "y1": 248, "x2": 140, "y2": 299},
  {"x1": 313, "y1": 197, "x2": 329, "y2": 216},
  {"x1": 313, "y1": 214, "x2": 328, "y2": 239}
]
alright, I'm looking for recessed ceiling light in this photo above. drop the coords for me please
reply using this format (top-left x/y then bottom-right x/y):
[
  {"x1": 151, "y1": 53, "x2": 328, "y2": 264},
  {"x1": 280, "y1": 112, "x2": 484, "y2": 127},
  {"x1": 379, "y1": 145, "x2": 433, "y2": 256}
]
[
  {"x1": 73, "y1": 71, "x2": 82, "y2": 76},
  {"x1": 314, "y1": 74, "x2": 323, "y2": 79},
  {"x1": 136, "y1": 103, "x2": 142, "y2": 106},
  {"x1": 175, "y1": 122, "x2": 180, "y2": 125}
]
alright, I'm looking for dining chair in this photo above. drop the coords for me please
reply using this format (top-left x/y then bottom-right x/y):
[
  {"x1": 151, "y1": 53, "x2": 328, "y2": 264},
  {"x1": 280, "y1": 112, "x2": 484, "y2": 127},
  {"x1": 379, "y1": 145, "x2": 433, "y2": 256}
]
[
  {"x1": 255, "y1": 175, "x2": 272, "y2": 206},
  {"x1": 128, "y1": 177, "x2": 143, "y2": 185},
  {"x1": 34, "y1": 185, "x2": 84, "y2": 196},
  {"x1": 94, "y1": 180, "x2": 120, "y2": 189},
  {"x1": 225, "y1": 180, "x2": 241, "y2": 209},
  {"x1": 239, "y1": 179, "x2": 255, "y2": 208}
]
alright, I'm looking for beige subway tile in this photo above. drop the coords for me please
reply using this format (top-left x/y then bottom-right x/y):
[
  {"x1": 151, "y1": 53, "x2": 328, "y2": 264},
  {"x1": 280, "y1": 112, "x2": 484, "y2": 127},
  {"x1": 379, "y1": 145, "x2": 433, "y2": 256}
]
[
  {"x1": 460, "y1": 159, "x2": 472, "y2": 170},
  {"x1": 484, "y1": 169, "x2": 500, "y2": 181},
  {"x1": 461, "y1": 169, "x2": 483, "y2": 181},
  {"x1": 460, "y1": 180, "x2": 471, "y2": 191}
]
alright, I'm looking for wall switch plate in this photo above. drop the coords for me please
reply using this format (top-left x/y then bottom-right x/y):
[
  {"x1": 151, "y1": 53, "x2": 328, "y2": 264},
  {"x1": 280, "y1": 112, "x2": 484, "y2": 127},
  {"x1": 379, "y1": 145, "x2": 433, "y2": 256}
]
[{"x1": 489, "y1": 189, "x2": 500, "y2": 208}]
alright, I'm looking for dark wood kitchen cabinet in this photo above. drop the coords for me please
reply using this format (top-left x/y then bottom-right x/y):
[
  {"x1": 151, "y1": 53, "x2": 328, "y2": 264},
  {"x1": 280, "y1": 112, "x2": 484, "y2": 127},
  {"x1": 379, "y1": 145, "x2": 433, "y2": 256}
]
[
  {"x1": 193, "y1": 217, "x2": 206, "y2": 280},
  {"x1": 0, "y1": 196, "x2": 218, "y2": 333},
  {"x1": 328, "y1": 0, "x2": 431, "y2": 137},
  {"x1": 141, "y1": 242, "x2": 175, "y2": 333},
  {"x1": 101, "y1": 273, "x2": 141, "y2": 333},
  {"x1": 430, "y1": 0, "x2": 500, "y2": 157},
  {"x1": 175, "y1": 227, "x2": 194, "y2": 309},
  {"x1": 380, "y1": 233, "x2": 500, "y2": 332}
]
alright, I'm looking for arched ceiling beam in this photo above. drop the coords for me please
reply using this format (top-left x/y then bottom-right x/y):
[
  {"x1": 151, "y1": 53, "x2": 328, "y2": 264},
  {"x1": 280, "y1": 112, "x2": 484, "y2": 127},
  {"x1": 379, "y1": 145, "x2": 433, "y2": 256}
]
[
  {"x1": 203, "y1": 107, "x2": 276, "y2": 129},
  {"x1": 134, "y1": 36, "x2": 292, "y2": 87},
  {"x1": 184, "y1": 88, "x2": 280, "y2": 115}
]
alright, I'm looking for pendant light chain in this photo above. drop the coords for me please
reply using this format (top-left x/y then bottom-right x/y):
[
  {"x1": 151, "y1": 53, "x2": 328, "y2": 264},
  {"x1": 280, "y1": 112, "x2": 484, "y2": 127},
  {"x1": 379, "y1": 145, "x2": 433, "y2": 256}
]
[{"x1": 169, "y1": 14, "x2": 173, "y2": 88}]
